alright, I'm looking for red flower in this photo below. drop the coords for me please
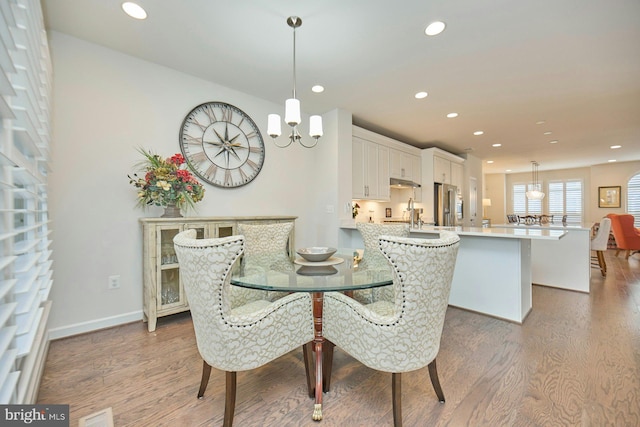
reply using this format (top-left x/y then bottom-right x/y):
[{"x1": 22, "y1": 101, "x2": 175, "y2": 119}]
[
  {"x1": 169, "y1": 153, "x2": 185, "y2": 165},
  {"x1": 176, "y1": 169, "x2": 191, "y2": 180}
]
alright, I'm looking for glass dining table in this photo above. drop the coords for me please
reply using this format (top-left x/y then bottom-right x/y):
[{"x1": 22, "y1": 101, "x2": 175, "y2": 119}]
[{"x1": 230, "y1": 249, "x2": 393, "y2": 421}]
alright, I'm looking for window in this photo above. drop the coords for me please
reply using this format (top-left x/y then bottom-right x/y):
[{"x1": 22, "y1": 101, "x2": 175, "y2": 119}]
[
  {"x1": 512, "y1": 183, "x2": 542, "y2": 215},
  {"x1": 548, "y1": 180, "x2": 583, "y2": 223},
  {"x1": 511, "y1": 179, "x2": 583, "y2": 222},
  {"x1": 628, "y1": 173, "x2": 640, "y2": 227}
]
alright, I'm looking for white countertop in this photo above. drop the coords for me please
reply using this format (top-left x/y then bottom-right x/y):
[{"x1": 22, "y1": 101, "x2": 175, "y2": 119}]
[
  {"x1": 340, "y1": 223, "x2": 566, "y2": 240},
  {"x1": 492, "y1": 222, "x2": 594, "y2": 231}
]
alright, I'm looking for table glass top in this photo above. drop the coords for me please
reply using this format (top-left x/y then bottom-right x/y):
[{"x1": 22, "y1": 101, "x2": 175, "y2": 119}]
[{"x1": 230, "y1": 249, "x2": 393, "y2": 292}]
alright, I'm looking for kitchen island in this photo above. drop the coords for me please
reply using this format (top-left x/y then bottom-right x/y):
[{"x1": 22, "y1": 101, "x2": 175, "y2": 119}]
[
  {"x1": 493, "y1": 222, "x2": 594, "y2": 293},
  {"x1": 339, "y1": 223, "x2": 566, "y2": 323}
]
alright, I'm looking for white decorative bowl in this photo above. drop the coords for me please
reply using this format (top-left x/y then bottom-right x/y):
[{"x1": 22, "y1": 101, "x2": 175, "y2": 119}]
[{"x1": 296, "y1": 247, "x2": 337, "y2": 262}]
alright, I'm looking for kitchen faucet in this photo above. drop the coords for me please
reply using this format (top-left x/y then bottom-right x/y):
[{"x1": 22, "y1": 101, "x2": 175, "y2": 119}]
[{"x1": 407, "y1": 197, "x2": 415, "y2": 229}]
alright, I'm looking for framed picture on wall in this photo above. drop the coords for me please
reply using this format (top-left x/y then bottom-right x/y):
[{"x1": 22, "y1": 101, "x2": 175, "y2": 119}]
[{"x1": 598, "y1": 186, "x2": 621, "y2": 208}]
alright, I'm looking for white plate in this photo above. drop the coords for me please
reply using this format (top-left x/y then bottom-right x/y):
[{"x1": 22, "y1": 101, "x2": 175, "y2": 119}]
[{"x1": 294, "y1": 256, "x2": 345, "y2": 266}]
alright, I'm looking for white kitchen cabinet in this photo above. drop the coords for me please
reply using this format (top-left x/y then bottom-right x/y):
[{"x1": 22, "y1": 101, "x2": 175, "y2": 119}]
[
  {"x1": 451, "y1": 162, "x2": 464, "y2": 189},
  {"x1": 412, "y1": 155, "x2": 423, "y2": 202},
  {"x1": 433, "y1": 155, "x2": 452, "y2": 184},
  {"x1": 352, "y1": 137, "x2": 390, "y2": 200},
  {"x1": 390, "y1": 149, "x2": 415, "y2": 180}
]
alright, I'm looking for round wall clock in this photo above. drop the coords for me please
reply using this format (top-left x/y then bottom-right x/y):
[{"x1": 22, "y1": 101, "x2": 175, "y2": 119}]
[{"x1": 179, "y1": 101, "x2": 265, "y2": 188}]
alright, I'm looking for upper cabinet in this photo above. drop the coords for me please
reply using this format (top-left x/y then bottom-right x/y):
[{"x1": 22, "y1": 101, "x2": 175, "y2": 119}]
[
  {"x1": 352, "y1": 136, "x2": 390, "y2": 201},
  {"x1": 390, "y1": 149, "x2": 420, "y2": 181},
  {"x1": 352, "y1": 126, "x2": 421, "y2": 201},
  {"x1": 428, "y1": 150, "x2": 465, "y2": 186},
  {"x1": 450, "y1": 162, "x2": 463, "y2": 189}
]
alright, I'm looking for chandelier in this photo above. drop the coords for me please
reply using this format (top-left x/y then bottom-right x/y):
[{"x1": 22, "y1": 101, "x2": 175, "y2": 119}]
[
  {"x1": 267, "y1": 16, "x2": 323, "y2": 148},
  {"x1": 526, "y1": 161, "x2": 545, "y2": 200}
]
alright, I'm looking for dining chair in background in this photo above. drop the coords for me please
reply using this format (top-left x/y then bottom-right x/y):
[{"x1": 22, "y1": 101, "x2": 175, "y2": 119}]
[
  {"x1": 236, "y1": 221, "x2": 294, "y2": 303},
  {"x1": 322, "y1": 231, "x2": 460, "y2": 427},
  {"x1": 606, "y1": 213, "x2": 640, "y2": 260},
  {"x1": 591, "y1": 218, "x2": 611, "y2": 276},
  {"x1": 173, "y1": 230, "x2": 314, "y2": 427},
  {"x1": 352, "y1": 222, "x2": 410, "y2": 304}
]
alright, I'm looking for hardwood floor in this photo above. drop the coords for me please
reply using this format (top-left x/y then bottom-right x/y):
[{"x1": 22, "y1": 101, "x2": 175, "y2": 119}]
[{"x1": 37, "y1": 250, "x2": 640, "y2": 426}]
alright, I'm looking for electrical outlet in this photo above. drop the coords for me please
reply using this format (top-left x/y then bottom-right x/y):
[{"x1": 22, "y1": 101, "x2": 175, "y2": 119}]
[{"x1": 108, "y1": 275, "x2": 120, "y2": 289}]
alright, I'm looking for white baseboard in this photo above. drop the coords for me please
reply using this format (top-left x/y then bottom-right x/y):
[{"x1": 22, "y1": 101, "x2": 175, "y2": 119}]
[{"x1": 48, "y1": 310, "x2": 144, "y2": 340}]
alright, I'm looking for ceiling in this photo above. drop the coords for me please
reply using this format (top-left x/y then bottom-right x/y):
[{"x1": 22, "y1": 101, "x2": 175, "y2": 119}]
[{"x1": 41, "y1": 0, "x2": 640, "y2": 174}]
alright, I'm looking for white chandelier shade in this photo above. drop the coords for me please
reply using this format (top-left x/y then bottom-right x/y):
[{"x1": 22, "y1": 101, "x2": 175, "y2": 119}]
[
  {"x1": 526, "y1": 161, "x2": 545, "y2": 200},
  {"x1": 267, "y1": 16, "x2": 323, "y2": 148}
]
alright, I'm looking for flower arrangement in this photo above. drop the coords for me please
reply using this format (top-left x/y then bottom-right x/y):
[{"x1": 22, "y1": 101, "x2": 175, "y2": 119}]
[
  {"x1": 352, "y1": 202, "x2": 360, "y2": 219},
  {"x1": 128, "y1": 148, "x2": 205, "y2": 209}
]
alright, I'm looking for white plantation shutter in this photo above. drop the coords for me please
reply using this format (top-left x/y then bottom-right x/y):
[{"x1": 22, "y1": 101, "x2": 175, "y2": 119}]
[
  {"x1": 0, "y1": 0, "x2": 52, "y2": 404},
  {"x1": 513, "y1": 184, "x2": 526, "y2": 215},
  {"x1": 512, "y1": 183, "x2": 542, "y2": 215},
  {"x1": 547, "y1": 180, "x2": 583, "y2": 222},
  {"x1": 512, "y1": 179, "x2": 583, "y2": 221},
  {"x1": 628, "y1": 174, "x2": 640, "y2": 227}
]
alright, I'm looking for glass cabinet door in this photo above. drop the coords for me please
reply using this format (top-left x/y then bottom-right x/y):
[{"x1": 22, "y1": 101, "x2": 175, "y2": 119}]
[{"x1": 156, "y1": 226, "x2": 187, "y2": 310}]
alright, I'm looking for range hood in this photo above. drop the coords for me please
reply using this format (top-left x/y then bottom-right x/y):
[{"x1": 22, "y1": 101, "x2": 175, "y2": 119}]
[{"x1": 390, "y1": 178, "x2": 421, "y2": 188}]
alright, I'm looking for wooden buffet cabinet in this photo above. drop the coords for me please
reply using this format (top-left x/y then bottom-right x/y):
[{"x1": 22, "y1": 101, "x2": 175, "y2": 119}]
[{"x1": 140, "y1": 216, "x2": 296, "y2": 331}]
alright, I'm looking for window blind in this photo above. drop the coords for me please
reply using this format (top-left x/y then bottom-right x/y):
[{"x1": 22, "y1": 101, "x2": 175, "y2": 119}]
[
  {"x1": 0, "y1": 0, "x2": 52, "y2": 404},
  {"x1": 628, "y1": 174, "x2": 640, "y2": 227},
  {"x1": 512, "y1": 179, "x2": 583, "y2": 222}
]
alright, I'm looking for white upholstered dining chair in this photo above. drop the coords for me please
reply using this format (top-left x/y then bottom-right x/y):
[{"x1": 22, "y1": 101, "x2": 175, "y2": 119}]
[
  {"x1": 322, "y1": 231, "x2": 460, "y2": 427},
  {"x1": 234, "y1": 221, "x2": 294, "y2": 304},
  {"x1": 591, "y1": 217, "x2": 611, "y2": 276},
  {"x1": 173, "y1": 230, "x2": 314, "y2": 427},
  {"x1": 352, "y1": 222, "x2": 410, "y2": 304}
]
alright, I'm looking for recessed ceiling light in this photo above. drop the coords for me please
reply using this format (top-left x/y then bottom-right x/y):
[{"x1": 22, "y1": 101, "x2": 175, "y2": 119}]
[
  {"x1": 549, "y1": 140, "x2": 558, "y2": 144},
  {"x1": 122, "y1": 2, "x2": 147, "y2": 19},
  {"x1": 425, "y1": 21, "x2": 446, "y2": 36},
  {"x1": 608, "y1": 159, "x2": 617, "y2": 162},
  {"x1": 544, "y1": 131, "x2": 552, "y2": 135},
  {"x1": 506, "y1": 169, "x2": 512, "y2": 172},
  {"x1": 446, "y1": 112, "x2": 458, "y2": 118},
  {"x1": 536, "y1": 120, "x2": 545, "y2": 125},
  {"x1": 610, "y1": 145, "x2": 622, "y2": 149},
  {"x1": 492, "y1": 143, "x2": 502, "y2": 147},
  {"x1": 312, "y1": 85, "x2": 324, "y2": 93},
  {"x1": 473, "y1": 131, "x2": 484, "y2": 136},
  {"x1": 487, "y1": 160, "x2": 494, "y2": 164},
  {"x1": 415, "y1": 91, "x2": 428, "y2": 99}
]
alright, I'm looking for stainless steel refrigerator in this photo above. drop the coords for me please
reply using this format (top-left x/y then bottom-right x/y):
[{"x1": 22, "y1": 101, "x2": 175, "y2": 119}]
[{"x1": 434, "y1": 183, "x2": 461, "y2": 226}]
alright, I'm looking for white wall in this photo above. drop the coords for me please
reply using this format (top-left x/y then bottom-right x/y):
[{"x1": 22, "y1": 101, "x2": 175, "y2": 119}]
[
  {"x1": 484, "y1": 161, "x2": 640, "y2": 223},
  {"x1": 47, "y1": 32, "x2": 340, "y2": 337}
]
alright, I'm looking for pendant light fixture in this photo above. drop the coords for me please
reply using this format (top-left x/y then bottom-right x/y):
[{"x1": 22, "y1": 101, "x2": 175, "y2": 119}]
[
  {"x1": 267, "y1": 16, "x2": 323, "y2": 148},
  {"x1": 526, "y1": 161, "x2": 545, "y2": 200}
]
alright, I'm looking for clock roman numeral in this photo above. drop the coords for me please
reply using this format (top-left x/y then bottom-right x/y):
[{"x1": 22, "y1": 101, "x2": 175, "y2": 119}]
[
  {"x1": 249, "y1": 146, "x2": 263, "y2": 154},
  {"x1": 183, "y1": 134, "x2": 203, "y2": 145},
  {"x1": 203, "y1": 104, "x2": 217, "y2": 123},
  {"x1": 245, "y1": 131, "x2": 256, "y2": 139},
  {"x1": 221, "y1": 107, "x2": 232, "y2": 122},
  {"x1": 224, "y1": 170, "x2": 232, "y2": 186},
  {"x1": 187, "y1": 117, "x2": 208, "y2": 132},
  {"x1": 246, "y1": 159, "x2": 260, "y2": 171},
  {"x1": 205, "y1": 164, "x2": 218, "y2": 180},
  {"x1": 189, "y1": 151, "x2": 208, "y2": 164},
  {"x1": 239, "y1": 168, "x2": 249, "y2": 182}
]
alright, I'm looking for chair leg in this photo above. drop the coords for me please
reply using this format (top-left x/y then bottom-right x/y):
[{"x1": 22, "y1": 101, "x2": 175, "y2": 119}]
[
  {"x1": 224, "y1": 371, "x2": 236, "y2": 427},
  {"x1": 625, "y1": 250, "x2": 631, "y2": 260},
  {"x1": 392, "y1": 372, "x2": 402, "y2": 427},
  {"x1": 197, "y1": 361, "x2": 212, "y2": 398},
  {"x1": 303, "y1": 342, "x2": 315, "y2": 398},
  {"x1": 428, "y1": 359, "x2": 445, "y2": 403},
  {"x1": 323, "y1": 341, "x2": 335, "y2": 392},
  {"x1": 597, "y1": 251, "x2": 607, "y2": 276}
]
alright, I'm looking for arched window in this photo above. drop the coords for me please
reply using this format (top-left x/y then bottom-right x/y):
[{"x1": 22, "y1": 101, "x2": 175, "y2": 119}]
[{"x1": 628, "y1": 173, "x2": 640, "y2": 227}]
